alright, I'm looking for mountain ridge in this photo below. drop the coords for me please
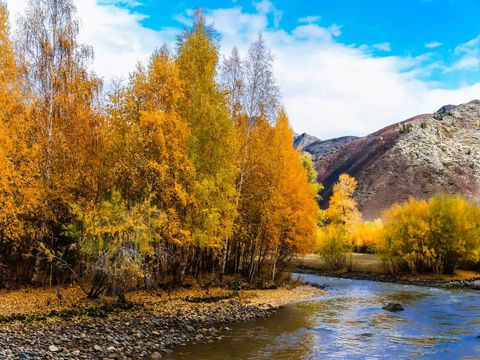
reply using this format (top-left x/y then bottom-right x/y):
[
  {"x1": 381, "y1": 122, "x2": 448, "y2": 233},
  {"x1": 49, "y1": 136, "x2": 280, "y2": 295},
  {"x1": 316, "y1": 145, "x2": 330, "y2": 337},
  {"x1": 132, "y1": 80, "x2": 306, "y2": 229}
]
[{"x1": 307, "y1": 100, "x2": 480, "y2": 220}]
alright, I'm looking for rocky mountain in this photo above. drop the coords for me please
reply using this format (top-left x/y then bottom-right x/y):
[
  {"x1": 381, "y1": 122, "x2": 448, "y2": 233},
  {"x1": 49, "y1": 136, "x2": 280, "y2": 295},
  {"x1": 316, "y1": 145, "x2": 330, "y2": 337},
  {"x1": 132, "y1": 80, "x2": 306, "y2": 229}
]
[
  {"x1": 293, "y1": 132, "x2": 320, "y2": 149},
  {"x1": 314, "y1": 100, "x2": 480, "y2": 220},
  {"x1": 303, "y1": 136, "x2": 358, "y2": 158}
]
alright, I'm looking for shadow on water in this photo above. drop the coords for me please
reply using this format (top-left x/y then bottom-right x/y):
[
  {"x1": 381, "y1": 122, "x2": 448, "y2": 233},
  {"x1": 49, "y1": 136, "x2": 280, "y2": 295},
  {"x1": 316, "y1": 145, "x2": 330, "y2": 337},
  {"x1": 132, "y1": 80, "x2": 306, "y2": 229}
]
[{"x1": 168, "y1": 274, "x2": 480, "y2": 360}]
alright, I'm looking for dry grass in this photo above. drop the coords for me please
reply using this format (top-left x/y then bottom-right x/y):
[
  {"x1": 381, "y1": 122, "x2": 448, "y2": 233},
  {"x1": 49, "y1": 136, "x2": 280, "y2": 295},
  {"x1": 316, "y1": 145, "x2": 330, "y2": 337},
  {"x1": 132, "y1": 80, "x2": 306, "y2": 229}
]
[
  {"x1": 296, "y1": 253, "x2": 386, "y2": 273},
  {"x1": 296, "y1": 253, "x2": 480, "y2": 281},
  {"x1": 0, "y1": 283, "x2": 325, "y2": 322},
  {"x1": 0, "y1": 286, "x2": 94, "y2": 318},
  {"x1": 401, "y1": 269, "x2": 480, "y2": 282}
]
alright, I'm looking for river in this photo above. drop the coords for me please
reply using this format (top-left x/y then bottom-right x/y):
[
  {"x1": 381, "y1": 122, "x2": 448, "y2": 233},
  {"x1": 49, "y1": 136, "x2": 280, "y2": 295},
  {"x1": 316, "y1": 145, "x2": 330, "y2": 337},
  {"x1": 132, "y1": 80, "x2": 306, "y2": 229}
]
[{"x1": 170, "y1": 273, "x2": 480, "y2": 359}]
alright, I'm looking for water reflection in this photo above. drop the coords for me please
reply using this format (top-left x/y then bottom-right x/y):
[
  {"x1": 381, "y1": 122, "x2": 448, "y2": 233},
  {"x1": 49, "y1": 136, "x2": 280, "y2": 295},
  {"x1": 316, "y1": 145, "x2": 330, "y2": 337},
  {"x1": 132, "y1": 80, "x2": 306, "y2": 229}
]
[{"x1": 170, "y1": 274, "x2": 480, "y2": 359}]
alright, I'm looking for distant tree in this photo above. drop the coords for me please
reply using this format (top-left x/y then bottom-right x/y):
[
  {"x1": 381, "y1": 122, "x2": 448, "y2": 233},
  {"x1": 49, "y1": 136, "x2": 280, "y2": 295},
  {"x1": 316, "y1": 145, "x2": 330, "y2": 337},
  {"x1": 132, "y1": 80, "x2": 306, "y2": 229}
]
[
  {"x1": 326, "y1": 174, "x2": 361, "y2": 225},
  {"x1": 317, "y1": 174, "x2": 361, "y2": 270},
  {"x1": 300, "y1": 153, "x2": 323, "y2": 197}
]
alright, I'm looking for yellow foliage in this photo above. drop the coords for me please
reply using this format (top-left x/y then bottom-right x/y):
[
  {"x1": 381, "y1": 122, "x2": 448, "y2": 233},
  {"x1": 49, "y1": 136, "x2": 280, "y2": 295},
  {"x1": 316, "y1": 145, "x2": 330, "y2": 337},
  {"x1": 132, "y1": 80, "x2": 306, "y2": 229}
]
[
  {"x1": 346, "y1": 220, "x2": 383, "y2": 251},
  {"x1": 326, "y1": 174, "x2": 361, "y2": 225},
  {"x1": 105, "y1": 48, "x2": 195, "y2": 249},
  {"x1": 380, "y1": 195, "x2": 480, "y2": 274},
  {"x1": 316, "y1": 224, "x2": 348, "y2": 270},
  {"x1": 0, "y1": 4, "x2": 40, "y2": 244},
  {"x1": 176, "y1": 10, "x2": 239, "y2": 249}
]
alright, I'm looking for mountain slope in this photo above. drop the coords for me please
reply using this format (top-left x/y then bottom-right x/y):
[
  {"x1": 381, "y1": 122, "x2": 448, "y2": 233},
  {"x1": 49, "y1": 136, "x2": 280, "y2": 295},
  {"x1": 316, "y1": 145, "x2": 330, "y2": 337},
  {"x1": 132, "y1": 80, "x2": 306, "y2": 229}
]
[
  {"x1": 315, "y1": 100, "x2": 480, "y2": 220},
  {"x1": 293, "y1": 132, "x2": 320, "y2": 149}
]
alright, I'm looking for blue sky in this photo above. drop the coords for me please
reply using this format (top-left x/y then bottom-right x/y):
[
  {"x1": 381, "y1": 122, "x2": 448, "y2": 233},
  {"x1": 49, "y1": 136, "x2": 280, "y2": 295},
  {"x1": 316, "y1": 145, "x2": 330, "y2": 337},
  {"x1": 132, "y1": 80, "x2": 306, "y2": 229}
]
[
  {"x1": 6, "y1": 0, "x2": 480, "y2": 138},
  {"x1": 118, "y1": 0, "x2": 480, "y2": 87}
]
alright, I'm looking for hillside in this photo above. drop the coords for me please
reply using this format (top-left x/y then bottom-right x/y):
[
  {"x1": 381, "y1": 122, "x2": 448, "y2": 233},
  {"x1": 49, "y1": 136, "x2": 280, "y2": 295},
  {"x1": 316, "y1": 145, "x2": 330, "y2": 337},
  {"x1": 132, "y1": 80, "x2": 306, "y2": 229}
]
[{"x1": 313, "y1": 100, "x2": 480, "y2": 220}]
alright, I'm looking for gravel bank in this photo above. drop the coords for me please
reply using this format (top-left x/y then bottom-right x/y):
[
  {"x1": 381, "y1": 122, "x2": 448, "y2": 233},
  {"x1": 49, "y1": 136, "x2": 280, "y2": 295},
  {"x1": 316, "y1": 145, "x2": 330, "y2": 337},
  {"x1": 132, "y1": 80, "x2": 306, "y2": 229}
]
[{"x1": 0, "y1": 285, "x2": 324, "y2": 359}]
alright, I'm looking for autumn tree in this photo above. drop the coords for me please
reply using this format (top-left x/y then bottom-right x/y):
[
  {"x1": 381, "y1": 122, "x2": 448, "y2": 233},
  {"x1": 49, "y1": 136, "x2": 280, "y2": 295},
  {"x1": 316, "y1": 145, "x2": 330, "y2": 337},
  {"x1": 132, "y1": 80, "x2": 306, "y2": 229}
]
[
  {"x1": 69, "y1": 192, "x2": 162, "y2": 302},
  {"x1": 100, "y1": 47, "x2": 196, "y2": 285},
  {"x1": 220, "y1": 35, "x2": 281, "y2": 198},
  {"x1": 0, "y1": 2, "x2": 41, "y2": 284},
  {"x1": 326, "y1": 174, "x2": 361, "y2": 225},
  {"x1": 18, "y1": 0, "x2": 103, "y2": 284},
  {"x1": 346, "y1": 220, "x2": 383, "y2": 253},
  {"x1": 265, "y1": 110, "x2": 319, "y2": 278},
  {"x1": 243, "y1": 34, "x2": 281, "y2": 123},
  {"x1": 226, "y1": 109, "x2": 318, "y2": 282},
  {"x1": 176, "y1": 10, "x2": 239, "y2": 276},
  {"x1": 317, "y1": 174, "x2": 361, "y2": 270},
  {"x1": 0, "y1": 2, "x2": 327, "y2": 291},
  {"x1": 301, "y1": 153, "x2": 323, "y2": 198}
]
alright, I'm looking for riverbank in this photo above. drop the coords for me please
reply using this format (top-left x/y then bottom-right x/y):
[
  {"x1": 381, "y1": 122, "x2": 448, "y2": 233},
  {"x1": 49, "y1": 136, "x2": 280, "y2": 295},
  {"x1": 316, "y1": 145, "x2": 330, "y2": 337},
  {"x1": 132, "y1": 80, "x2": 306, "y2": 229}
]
[
  {"x1": 296, "y1": 254, "x2": 480, "y2": 290},
  {"x1": 296, "y1": 267, "x2": 480, "y2": 290},
  {"x1": 297, "y1": 267, "x2": 480, "y2": 289},
  {"x1": 0, "y1": 283, "x2": 324, "y2": 359}
]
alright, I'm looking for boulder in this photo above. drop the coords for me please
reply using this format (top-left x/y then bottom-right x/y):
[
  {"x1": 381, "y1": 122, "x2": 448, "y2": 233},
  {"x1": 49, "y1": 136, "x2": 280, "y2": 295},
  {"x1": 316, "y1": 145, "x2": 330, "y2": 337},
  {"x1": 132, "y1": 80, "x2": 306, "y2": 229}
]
[
  {"x1": 472, "y1": 280, "x2": 480, "y2": 289},
  {"x1": 383, "y1": 303, "x2": 404, "y2": 311}
]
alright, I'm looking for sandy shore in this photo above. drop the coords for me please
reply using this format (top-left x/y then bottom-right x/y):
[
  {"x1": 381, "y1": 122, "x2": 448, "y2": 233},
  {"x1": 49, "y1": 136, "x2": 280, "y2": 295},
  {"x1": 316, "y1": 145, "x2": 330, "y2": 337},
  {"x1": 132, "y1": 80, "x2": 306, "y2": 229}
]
[{"x1": 0, "y1": 284, "x2": 324, "y2": 359}]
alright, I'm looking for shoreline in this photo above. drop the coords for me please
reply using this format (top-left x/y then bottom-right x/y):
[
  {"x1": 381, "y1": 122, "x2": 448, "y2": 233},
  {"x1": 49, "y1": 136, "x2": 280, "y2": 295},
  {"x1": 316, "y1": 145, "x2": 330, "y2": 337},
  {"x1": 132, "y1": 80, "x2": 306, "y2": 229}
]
[
  {"x1": 296, "y1": 266, "x2": 480, "y2": 290},
  {"x1": 0, "y1": 284, "x2": 324, "y2": 359}
]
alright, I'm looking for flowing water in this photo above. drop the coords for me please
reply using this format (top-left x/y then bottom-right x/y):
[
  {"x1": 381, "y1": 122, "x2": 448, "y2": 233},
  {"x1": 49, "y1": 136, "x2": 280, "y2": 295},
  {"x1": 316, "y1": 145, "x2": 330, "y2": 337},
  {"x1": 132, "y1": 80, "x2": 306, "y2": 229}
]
[{"x1": 170, "y1": 274, "x2": 480, "y2": 359}]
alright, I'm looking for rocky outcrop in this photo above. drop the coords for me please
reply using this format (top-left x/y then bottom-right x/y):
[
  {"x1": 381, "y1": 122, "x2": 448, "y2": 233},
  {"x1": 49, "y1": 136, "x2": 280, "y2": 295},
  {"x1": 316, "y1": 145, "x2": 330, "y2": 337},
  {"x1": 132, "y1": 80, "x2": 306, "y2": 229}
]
[
  {"x1": 293, "y1": 132, "x2": 320, "y2": 150},
  {"x1": 314, "y1": 100, "x2": 480, "y2": 220},
  {"x1": 303, "y1": 136, "x2": 358, "y2": 158}
]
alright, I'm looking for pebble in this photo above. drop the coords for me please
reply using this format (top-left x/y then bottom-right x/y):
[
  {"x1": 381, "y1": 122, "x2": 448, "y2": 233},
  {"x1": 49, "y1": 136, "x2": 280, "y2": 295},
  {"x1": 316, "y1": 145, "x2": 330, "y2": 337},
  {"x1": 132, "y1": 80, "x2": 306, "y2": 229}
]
[
  {"x1": 0, "y1": 304, "x2": 276, "y2": 359},
  {"x1": 0, "y1": 286, "x2": 317, "y2": 359},
  {"x1": 48, "y1": 345, "x2": 59, "y2": 352},
  {"x1": 151, "y1": 352, "x2": 162, "y2": 359}
]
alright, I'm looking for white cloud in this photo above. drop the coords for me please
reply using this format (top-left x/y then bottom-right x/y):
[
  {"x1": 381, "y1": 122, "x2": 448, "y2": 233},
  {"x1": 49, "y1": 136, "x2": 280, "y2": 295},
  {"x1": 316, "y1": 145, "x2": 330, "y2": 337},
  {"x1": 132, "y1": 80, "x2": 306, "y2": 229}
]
[
  {"x1": 206, "y1": 6, "x2": 480, "y2": 138},
  {"x1": 298, "y1": 15, "x2": 321, "y2": 24},
  {"x1": 425, "y1": 41, "x2": 442, "y2": 48},
  {"x1": 372, "y1": 42, "x2": 391, "y2": 52},
  {"x1": 4, "y1": 0, "x2": 480, "y2": 139},
  {"x1": 5, "y1": 0, "x2": 173, "y2": 82},
  {"x1": 292, "y1": 24, "x2": 341, "y2": 41},
  {"x1": 99, "y1": 0, "x2": 141, "y2": 7},
  {"x1": 448, "y1": 35, "x2": 480, "y2": 72},
  {"x1": 253, "y1": 0, "x2": 282, "y2": 27}
]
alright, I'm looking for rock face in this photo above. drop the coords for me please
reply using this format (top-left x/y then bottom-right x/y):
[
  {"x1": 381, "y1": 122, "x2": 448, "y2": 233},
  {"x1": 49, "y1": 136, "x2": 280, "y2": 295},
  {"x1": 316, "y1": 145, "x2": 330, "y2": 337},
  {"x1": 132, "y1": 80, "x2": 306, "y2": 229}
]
[
  {"x1": 314, "y1": 100, "x2": 480, "y2": 220},
  {"x1": 303, "y1": 136, "x2": 358, "y2": 158},
  {"x1": 293, "y1": 132, "x2": 320, "y2": 150}
]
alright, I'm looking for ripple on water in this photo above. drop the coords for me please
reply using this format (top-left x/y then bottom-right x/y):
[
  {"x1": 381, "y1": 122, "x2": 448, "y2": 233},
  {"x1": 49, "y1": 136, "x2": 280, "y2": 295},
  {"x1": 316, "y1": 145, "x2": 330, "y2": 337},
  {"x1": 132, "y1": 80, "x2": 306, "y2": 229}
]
[{"x1": 170, "y1": 275, "x2": 480, "y2": 360}]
